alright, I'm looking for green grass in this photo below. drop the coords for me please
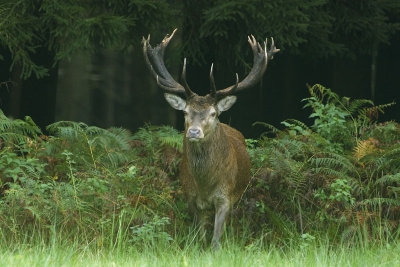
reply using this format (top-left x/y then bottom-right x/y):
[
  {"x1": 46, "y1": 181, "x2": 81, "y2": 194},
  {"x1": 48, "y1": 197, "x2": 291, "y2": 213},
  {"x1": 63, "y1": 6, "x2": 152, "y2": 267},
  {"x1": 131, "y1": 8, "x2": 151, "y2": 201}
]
[{"x1": 1, "y1": 238, "x2": 399, "y2": 267}]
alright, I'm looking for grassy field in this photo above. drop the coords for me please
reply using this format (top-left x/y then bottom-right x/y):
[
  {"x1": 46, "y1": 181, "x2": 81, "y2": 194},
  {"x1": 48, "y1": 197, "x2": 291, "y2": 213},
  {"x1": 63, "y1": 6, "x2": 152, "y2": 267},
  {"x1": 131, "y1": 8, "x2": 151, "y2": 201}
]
[{"x1": 1, "y1": 238, "x2": 399, "y2": 267}]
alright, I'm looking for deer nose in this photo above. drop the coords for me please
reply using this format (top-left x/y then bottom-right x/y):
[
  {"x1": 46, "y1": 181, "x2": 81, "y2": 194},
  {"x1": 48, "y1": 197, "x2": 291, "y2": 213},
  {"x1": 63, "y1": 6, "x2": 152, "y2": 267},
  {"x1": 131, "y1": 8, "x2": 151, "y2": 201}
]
[
  {"x1": 188, "y1": 128, "x2": 203, "y2": 140},
  {"x1": 189, "y1": 128, "x2": 200, "y2": 136}
]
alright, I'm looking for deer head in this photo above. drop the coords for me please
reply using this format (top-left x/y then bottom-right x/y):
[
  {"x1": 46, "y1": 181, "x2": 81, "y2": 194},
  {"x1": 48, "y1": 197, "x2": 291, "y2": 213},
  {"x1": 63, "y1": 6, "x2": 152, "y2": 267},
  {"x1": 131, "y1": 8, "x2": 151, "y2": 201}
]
[{"x1": 142, "y1": 29, "x2": 279, "y2": 142}]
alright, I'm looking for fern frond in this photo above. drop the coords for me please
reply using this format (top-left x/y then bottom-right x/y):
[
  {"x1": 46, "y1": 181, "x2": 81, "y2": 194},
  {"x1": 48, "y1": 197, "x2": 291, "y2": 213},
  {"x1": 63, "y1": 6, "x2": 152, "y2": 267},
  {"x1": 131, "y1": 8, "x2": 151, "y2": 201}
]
[
  {"x1": 347, "y1": 177, "x2": 364, "y2": 196},
  {"x1": 307, "y1": 84, "x2": 338, "y2": 103},
  {"x1": 47, "y1": 121, "x2": 88, "y2": 130},
  {"x1": 374, "y1": 143, "x2": 400, "y2": 172},
  {"x1": 362, "y1": 197, "x2": 400, "y2": 207},
  {"x1": 346, "y1": 99, "x2": 373, "y2": 114},
  {"x1": 362, "y1": 101, "x2": 395, "y2": 118},
  {"x1": 281, "y1": 119, "x2": 313, "y2": 136},
  {"x1": 46, "y1": 121, "x2": 88, "y2": 137},
  {"x1": 309, "y1": 152, "x2": 354, "y2": 173},
  {"x1": 311, "y1": 167, "x2": 346, "y2": 177},
  {"x1": 133, "y1": 124, "x2": 183, "y2": 151},
  {"x1": 358, "y1": 101, "x2": 396, "y2": 122},
  {"x1": 0, "y1": 132, "x2": 30, "y2": 146},
  {"x1": 290, "y1": 173, "x2": 309, "y2": 196},
  {"x1": 367, "y1": 121, "x2": 400, "y2": 144},
  {"x1": 98, "y1": 150, "x2": 129, "y2": 168},
  {"x1": 271, "y1": 139, "x2": 310, "y2": 158},
  {"x1": 253, "y1": 121, "x2": 282, "y2": 134},
  {"x1": 0, "y1": 109, "x2": 42, "y2": 147},
  {"x1": 375, "y1": 173, "x2": 400, "y2": 185},
  {"x1": 382, "y1": 142, "x2": 400, "y2": 156},
  {"x1": 85, "y1": 126, "x2": 108, "y2": 136},
  {"x1": 108, "y1": 127, "x2": 132, "y2": 144},
  {"x1": 158, "y1": 135, "x2": 183, "y2": 152},
  {"x1": 353, "y1": 139, "x2": 378, "y2": 161},
  {"x1": 45, "y1": 121, "x2": 135, "y2": 169},
  {"x1": 94, "y1": 129, "x2": 131, "y2": 151}
]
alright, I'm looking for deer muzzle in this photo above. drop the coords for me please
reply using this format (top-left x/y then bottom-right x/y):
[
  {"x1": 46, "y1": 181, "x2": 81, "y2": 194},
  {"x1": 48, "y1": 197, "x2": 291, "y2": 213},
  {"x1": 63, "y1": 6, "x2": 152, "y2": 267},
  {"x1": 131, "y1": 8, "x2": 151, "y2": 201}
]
[{"x1": 187, "y1": 127, "x2": 204, "y2": 141}]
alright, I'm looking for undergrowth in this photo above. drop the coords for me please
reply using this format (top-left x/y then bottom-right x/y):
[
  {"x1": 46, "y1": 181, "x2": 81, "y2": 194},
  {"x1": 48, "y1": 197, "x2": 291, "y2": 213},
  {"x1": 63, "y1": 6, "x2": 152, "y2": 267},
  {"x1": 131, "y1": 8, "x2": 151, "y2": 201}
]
[
  {"x1": 245, "y1": 84, "x2": 399, "y2": 247},
  {"x1": 0, "y1": 84, "x2": 399, "y2": 251}
]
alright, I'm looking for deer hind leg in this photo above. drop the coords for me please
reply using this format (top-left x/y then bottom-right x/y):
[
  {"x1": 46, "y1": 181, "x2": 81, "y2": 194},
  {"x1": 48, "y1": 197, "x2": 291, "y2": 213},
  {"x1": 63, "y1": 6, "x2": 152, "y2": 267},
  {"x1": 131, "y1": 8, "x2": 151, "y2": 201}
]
[
  {"x1": 211, "y1": 200, "x2": 230, "y2": 250},
  {"x1": 188, "y1": 200, "x2": 207, "y2": 248}
]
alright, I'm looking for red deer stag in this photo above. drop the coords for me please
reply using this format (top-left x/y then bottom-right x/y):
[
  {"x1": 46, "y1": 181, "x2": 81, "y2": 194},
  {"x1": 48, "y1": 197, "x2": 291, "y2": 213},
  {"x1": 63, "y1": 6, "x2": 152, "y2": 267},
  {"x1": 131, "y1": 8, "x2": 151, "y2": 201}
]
[{"x1": 142, "y1": 29, "x2": 279, "y2": 250}]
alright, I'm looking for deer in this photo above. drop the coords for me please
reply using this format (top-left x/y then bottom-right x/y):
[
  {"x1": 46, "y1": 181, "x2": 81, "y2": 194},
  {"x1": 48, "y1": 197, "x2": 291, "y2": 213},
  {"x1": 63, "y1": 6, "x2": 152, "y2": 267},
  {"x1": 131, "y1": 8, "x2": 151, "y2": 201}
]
[{"x1": 142, "y1": 29, "x2": 279, "y2": 250}]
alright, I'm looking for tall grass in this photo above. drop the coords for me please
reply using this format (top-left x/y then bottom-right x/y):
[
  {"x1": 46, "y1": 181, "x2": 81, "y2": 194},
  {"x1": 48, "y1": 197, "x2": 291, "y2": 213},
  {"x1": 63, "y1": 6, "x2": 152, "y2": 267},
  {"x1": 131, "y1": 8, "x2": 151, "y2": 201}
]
[{"x1": 1, "y1": 235, "x2": 399, "y2": 267}]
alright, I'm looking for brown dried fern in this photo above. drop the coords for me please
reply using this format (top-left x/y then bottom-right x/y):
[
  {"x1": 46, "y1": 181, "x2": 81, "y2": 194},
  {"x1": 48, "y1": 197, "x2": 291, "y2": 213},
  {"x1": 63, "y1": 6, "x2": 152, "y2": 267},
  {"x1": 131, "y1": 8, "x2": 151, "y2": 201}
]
[
  {"x1": 360, "y1": 101, "x2": 396, "y2": 121},
  {"x1": 353, "y1": 138, "x2": 379, "y2": 161}
]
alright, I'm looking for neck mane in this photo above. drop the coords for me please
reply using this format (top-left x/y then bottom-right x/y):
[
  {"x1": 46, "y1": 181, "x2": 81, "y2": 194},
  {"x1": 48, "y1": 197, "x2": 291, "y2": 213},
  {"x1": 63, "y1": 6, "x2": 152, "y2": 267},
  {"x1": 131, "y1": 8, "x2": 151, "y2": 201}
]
[{"x1": 184, "y1": 124, "x2": 230, "y2": 177}]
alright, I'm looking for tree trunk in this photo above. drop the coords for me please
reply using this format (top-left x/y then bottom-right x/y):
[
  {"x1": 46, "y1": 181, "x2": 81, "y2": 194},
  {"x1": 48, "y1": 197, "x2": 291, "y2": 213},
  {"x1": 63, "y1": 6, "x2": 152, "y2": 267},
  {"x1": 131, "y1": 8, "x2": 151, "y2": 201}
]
[
  {"x1": 0, "y1": 46, "x2": 59, "y2": 132},
  {"x1": 19, "y1": 46, "x2": 59, "y2": 132},
  {"x1": 370, "y1": 41, "x2": 378, "y2": 102}
]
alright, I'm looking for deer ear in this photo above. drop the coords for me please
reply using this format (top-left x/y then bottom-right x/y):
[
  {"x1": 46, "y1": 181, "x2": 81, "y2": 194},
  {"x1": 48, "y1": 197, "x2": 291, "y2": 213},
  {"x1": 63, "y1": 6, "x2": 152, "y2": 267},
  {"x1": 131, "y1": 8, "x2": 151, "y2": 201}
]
[
  {"x1": 164, "y1": 93, "x2": 186, "y2": 110},
  {"x1": 217, "y1": 96, "x2": 237, "y2": 113}
]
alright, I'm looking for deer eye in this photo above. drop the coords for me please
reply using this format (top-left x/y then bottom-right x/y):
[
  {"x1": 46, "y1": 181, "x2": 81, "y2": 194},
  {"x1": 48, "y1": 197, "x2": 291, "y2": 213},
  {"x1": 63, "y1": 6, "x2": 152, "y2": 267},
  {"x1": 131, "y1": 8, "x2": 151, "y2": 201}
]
[
  {"x1": 211, "y1": 111, "x2": 217, "y2": 117},
  {"x1": 183, "y1": 111, "x2": 188, "y2": 116}
]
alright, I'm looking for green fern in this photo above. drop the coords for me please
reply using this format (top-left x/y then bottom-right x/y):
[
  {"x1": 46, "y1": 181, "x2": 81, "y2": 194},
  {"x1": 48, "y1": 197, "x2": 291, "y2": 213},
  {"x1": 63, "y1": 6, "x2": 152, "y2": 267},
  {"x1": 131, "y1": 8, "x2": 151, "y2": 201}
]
[
  {"x1": 253, "y1": 121, "x2": 282, "y2": 136},
  {"x1": 363, "y1": 121, "x2": 400, "y2": 145},
  {"x1": 306, "y1": 84, "x2": 341, "y2": 105},
  {"x1": 132, "y1": 124, "x2": 183, "y2": 153},
  {"x1": 303, "y1": 84, "x2": 396, "y2": 152},
  {"x1": 375, "y1": 173, "x2": 400, "y2": 186},
  {"x1": 375, "y1": 143, "x2": 400, "y2": 173},
  {"x1": 345, "y1": 99, "x2": 373, "y2": 114},
  {"x1": 0, "y1": 109, "x2": 42, "y2": 151},
  {"x1": 362, "y1": 197, "x2": 400, "y2": 207},
  {"x1": 281, "y1": 119, "x2": 313, "y2": 136},
  {"x1": 46, "y1": 121, "x2": 134, "y2": 169},
  {"x1": 247, "y1": 85, "x2": 400, "y2": 243},
  {"x1": 309, "y1": 152, "x2": 354, "y2": 173}
]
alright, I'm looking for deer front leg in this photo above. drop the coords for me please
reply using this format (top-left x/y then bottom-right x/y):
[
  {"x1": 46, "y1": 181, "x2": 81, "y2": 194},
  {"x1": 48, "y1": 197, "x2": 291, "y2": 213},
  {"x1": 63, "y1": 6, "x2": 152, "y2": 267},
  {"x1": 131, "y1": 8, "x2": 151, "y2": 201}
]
[
  {"x1": 211, "y1": 200, "x2": 230, "y2": 250},
  {"x1": 188, "y1": 200, "x2": 207, "y2": 248}
]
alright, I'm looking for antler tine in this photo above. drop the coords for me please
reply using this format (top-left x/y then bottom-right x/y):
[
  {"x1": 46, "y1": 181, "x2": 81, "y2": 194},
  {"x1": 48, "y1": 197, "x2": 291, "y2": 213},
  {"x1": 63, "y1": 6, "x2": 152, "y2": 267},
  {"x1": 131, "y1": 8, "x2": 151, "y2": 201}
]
[
  {"x1": 142, "y1": 29, "x2": 191, "y2": 96},
  {"x1": 181, "y1": 58, "x2": 194, "y2": 97},
  {"x1": 267, "y1": 37, "x2": 280, "y2": 61},
  {"x1": 210, "y1": 64, "x2": 238, "y2": 98},
  {"x1": 210, "y1": 63, "x2": 217, "y2": 96},
  {"x1": 231, "y1": 73, "x2": 239, "y2": 94},
  {"x1": 214, "y1": 35, "x2": 278, "y2": 99}
]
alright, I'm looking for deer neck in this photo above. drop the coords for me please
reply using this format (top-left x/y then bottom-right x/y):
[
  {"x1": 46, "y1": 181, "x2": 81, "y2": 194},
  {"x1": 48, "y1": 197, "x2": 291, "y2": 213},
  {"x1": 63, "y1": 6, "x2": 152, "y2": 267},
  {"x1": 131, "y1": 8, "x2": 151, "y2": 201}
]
[{"x1": 184, "y1": 123, "x2": 230, "y2": 177}]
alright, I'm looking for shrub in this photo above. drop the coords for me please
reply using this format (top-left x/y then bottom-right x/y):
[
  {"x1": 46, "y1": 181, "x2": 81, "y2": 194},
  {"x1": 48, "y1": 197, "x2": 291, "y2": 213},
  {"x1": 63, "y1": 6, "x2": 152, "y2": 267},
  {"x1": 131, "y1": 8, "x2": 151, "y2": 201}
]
[{"x1": 243, "y1": 84, "x2": 399, "y2": 246}]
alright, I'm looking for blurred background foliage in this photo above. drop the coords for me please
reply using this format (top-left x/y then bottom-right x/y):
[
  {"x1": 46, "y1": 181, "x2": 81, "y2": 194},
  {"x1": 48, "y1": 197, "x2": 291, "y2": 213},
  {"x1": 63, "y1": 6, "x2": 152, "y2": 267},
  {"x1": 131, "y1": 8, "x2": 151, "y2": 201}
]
[{"x1": 0, "y1": 0, "x2": 399, "y2": 136}]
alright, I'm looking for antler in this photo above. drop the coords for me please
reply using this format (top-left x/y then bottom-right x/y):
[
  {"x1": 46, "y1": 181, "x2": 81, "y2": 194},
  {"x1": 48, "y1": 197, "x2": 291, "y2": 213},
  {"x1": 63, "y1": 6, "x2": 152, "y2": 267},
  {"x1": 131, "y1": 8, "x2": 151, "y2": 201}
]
[
  {"x1": 210, "y1": 63, "x2": 239, "y2": 96},
  {"x1": 143, "y1": 29, "x2": 279, "y2": 100},
  {"x1": 211, "y1": 35, "x2": 280, "y2": 99},
  {"x1": 142, "y1": 29, "x2": 194, "y2": 97}
]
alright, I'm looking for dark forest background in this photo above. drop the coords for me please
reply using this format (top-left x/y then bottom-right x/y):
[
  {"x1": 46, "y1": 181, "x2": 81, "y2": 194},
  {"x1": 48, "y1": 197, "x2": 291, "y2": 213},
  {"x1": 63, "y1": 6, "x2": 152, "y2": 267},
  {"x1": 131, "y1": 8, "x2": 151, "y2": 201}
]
[{"x1": 1, "y1": 0, "x2": 400, "y2": 138}]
